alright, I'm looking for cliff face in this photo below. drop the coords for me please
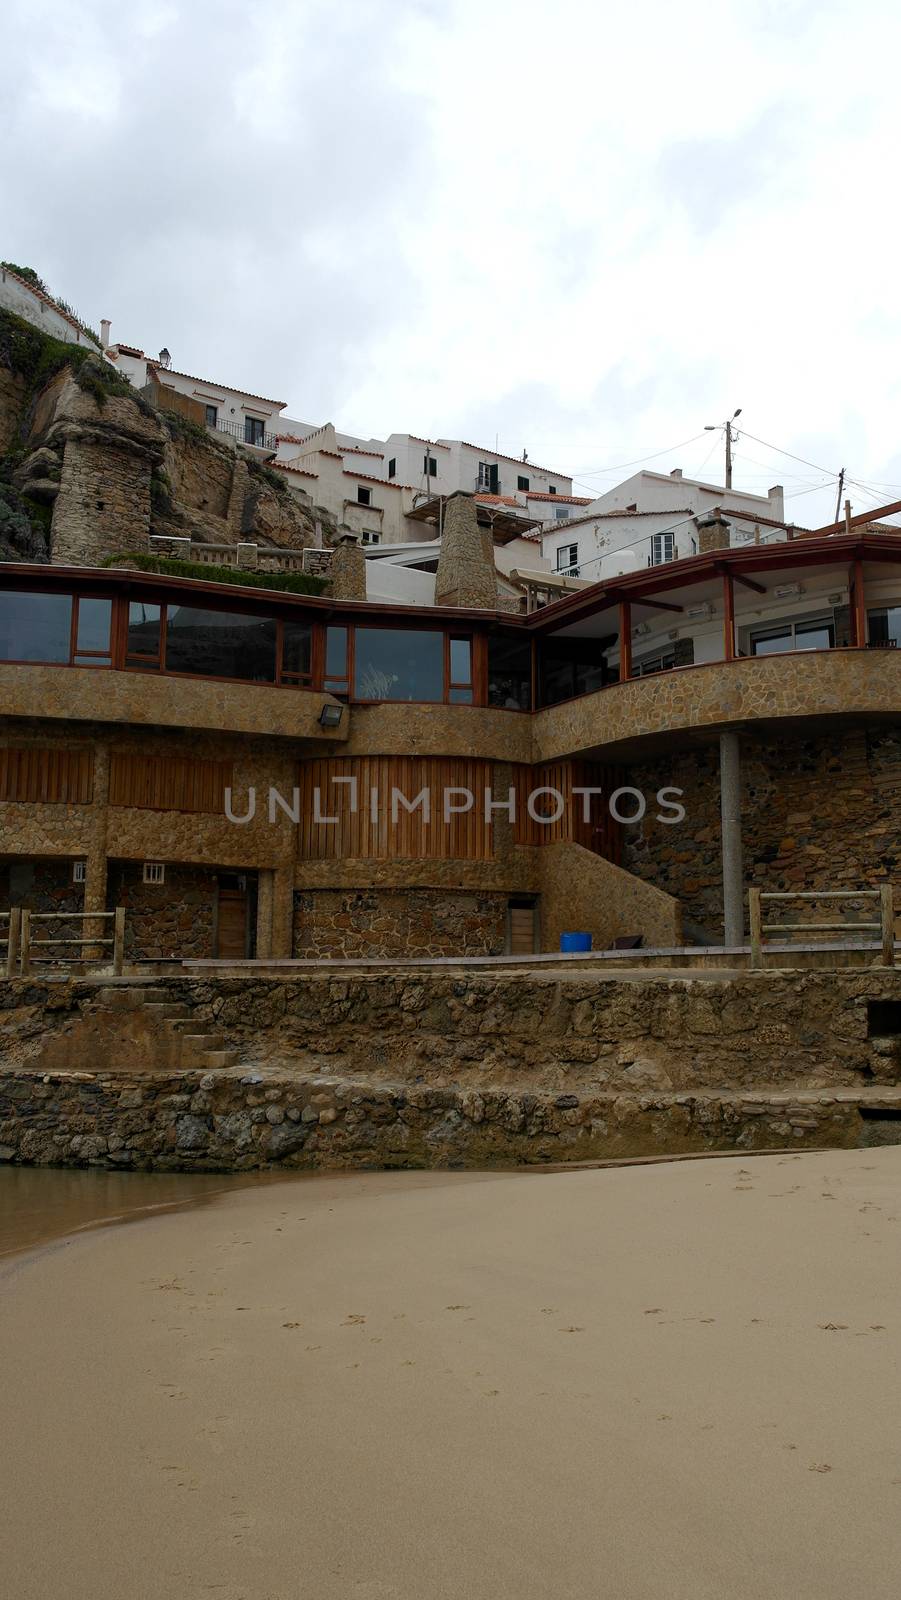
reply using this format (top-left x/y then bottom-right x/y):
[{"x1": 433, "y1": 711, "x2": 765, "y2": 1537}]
[{"x1": 0, "y1": 308, "x2": 335, "y2": 566}]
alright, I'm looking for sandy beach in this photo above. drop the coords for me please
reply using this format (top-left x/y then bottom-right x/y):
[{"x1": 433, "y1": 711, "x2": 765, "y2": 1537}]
[{"x1": 2, "y1": 1149, "x2": 901, "y2": 1599}]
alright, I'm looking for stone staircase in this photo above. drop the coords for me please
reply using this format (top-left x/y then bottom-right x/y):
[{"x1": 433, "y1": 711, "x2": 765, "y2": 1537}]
[{"x1": 94, "y1": 984, "x2": 241, "y2": 1072}]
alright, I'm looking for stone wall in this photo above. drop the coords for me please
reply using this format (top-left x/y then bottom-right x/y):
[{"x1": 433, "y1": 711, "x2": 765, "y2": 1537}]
[
  {"x1": 624, "y1": 727, "x2": 901, "y2": 938},
  {"x1": 108, "y1": 863, "x2": 218, "y2": 962},
  {"x1": 293, "y1": 887, "x2": 510, "y2": 959},
  {"x1": 1, "y1": 968, "x2": 901, "y2": 1170},
  {"x1": 539, "y1": 840, "x2": 682, "y2": 951}
]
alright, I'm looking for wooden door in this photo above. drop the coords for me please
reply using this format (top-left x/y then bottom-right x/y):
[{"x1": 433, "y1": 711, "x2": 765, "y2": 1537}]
[
  {"x1": 508, "y1": 901, "x2": 537, "y2": 956},
  {"x1": 216, "y1": 881, "x2": 248, "y2": 959}
]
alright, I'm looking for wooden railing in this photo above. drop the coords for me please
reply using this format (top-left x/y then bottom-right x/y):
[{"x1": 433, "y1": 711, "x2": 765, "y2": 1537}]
[
  {"x1": 748, "y1": 886, "x2": 895, "y2": 969},
  {"x1": 1, "y1": 908, "x2": 21, "y2": 978},
  {"x1": 17, "y1": 908, "x2": 126, "y2": 976}
]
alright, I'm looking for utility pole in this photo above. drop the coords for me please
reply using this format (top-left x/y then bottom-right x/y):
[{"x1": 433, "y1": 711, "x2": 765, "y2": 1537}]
[
  {"x1": 834, "y1": 468, "x2": 845, "y2": 524},
  {"x1": 706, "y1": 408, "x2": 742, "y2": 491}
]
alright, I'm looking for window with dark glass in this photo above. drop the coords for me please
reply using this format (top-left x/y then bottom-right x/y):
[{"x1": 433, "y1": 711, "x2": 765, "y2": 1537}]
[
  {"x1": 281, "y1": 620, "x2": 313, "y2": 683},
  {"x1": 74, "y1": 597, "x2": 112, "y2": 665},
  {"x1": 0, "y1": 591, "x2": 72, "y2": 663},
  {"x1": 244, "y1": 416, "x2": 265, "y2": 446},
  {"x1": 487, "y1": 635, "x2": 532, "y2": 711},
  {"x1": 868, "y1": 605, "x2": 901, "y2": 648},
  {"x1": 387, "y1": 457, "x2": 396, "y2": 478},
  {"x1": 205, "y1": 404, "x2": 218, "y2": 428},
  {"x1": 357, "y1": 485, "x2": 372, "y2": 506},
  {"x1": 354, "y1": 628, "x2": 444, "y2": 701},
  {"x1": 750, "y1": 617, "x2": 834, "y2": 656},
  {"x1": 424, "y1": 454, "x2": 437, "y2": 477},
  {"x1": 539, "y1": 636, "x2": 612, "y2": 706},
  {"x1": 126, "y1": 600, "x2": 162, "y2": 668},
  {"x1": 448, "y1": 636, "x2": 473, "y2": 704},
  {"x1": 517, "y1": 475, "x2": 529, "y2": 491},
  {"x1": 164, "y1": 605, "x2": 276, "y2": 681},
  {"x1": 324, "y1": 625, "x2": 349, "y2": 696}
]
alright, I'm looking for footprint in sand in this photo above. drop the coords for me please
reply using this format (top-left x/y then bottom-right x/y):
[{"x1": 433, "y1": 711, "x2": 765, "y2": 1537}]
[
  {"x1": 282, "y1": 1322, "x2": 302, "y2": 1329},
  {"x1": 445, "y1": 1305, "x2": 470, "y2": 1311},
  {"x1": 342, "y1": 1314, "x2": 366, "y2": 1325},
  {"x1": 819, "y1": 1323, "x2": 849, "y2": 1331},
  {"x1": 809, "y1": 1463, "x2": 832, "y2": 1473},
  {"x1": 644, "y1": 1307, "x2": 664, "y2": 1315},
  {"x1": 559, "y1": 1326, "x2": 584, "y2": 1333}
]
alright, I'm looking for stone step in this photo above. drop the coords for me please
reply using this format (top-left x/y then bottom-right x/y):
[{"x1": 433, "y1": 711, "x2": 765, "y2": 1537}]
[
  {"x1": 94, "y1": 987, "x2": 158, "y2": 1010},
  {"x1": 202, "y1": 1049, "x2": 241, "y2": 1069},
  {"x1": 141, "y1": 1002, "x2": 191, "y2": 1019},
  {"x1": 178, "y1": 1033, "x2": 227, "y2": 1055}
]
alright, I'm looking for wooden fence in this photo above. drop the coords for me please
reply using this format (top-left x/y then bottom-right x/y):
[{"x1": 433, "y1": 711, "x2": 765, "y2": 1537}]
[{"x1": 748, "y1": 887, "x2": 895, "y2": 969}]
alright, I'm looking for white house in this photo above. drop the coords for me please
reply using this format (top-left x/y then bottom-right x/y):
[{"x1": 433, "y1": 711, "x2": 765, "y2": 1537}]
[
  {"x1": 102, "y1": 328, "x2": 287, "y2": 454},
  {"x1": 382, "y1": 433, "x2": 575, "y2": 506},
  {"x1": 541, "y1": 467, "x2": 787, "y2": 583}
]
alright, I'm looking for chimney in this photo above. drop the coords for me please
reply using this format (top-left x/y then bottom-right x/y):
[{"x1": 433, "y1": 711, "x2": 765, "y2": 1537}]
[
  {"x1": 434, "y1": 491, "x2": 498, "y2": 609},
  {"x1": 670, "y1": 467, "x2": 683, "y2": 478},
  {"x1": 100, "y1": 319, "x2": 111, "y2": 350},
  {"x1": 696, "y1": 506, "x2": 731, "y2": 553},
  {"x1": 330, "y1": 532, "x2": 367, "y2": 601}
]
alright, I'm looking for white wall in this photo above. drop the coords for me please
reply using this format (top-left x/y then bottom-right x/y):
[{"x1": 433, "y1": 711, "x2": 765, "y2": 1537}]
[
  {"x1": 0, "y1": 268, "x2": 101, "y2": 350},
  {"x1": 587, "y1": 468, "x2": 784, "y2": 522},
  {"x1": 542, "y1": 510, "x2": 699, "y2": 581}
]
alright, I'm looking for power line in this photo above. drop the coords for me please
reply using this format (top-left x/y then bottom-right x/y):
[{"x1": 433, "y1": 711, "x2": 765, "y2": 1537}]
[{"x1": 571, "y1": 432, "x2": 708, "y2": 478}]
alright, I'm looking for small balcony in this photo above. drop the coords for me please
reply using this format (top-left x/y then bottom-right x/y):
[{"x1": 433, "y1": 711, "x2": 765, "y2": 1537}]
[{"x1": 207, "y1": 418, "x2": 278, "y2": 457}]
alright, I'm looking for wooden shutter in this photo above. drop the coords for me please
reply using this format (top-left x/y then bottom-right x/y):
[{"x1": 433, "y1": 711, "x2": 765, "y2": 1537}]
[{"x1": 0, "y1": 747, "x2": 93, "y2": 804}]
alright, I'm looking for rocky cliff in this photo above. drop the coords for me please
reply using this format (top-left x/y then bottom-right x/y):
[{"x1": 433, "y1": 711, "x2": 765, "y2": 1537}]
[{"x1": 0, "y1": 308, "x2": 335, "y2": 566}]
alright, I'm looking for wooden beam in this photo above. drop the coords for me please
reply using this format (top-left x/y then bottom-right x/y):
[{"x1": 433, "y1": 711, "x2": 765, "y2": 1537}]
[
  {"x1": 618, "y1": 600, "x2": 632, "y2": 682},
  {"x1": 607, "y1": 590, "x2": 683, "y2": 614},
  {"x1": 723, "y1": 570, "x2": 736, "y2": 662},
  {"x1": 850, "y1": 556, "x2": 867, "y2": 647},
  {"x1": 730, "y1": 571, "x2": 767, "y2": 595}
]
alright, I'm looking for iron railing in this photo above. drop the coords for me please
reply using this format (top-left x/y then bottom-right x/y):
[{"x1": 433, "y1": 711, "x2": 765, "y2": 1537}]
[{"x1": 208, "y1": 418, "x2": 278, "y2": 452}]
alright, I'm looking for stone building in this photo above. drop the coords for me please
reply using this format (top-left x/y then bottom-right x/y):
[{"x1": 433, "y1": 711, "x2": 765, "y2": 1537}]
[{"x1": 1, "y1": 521, "x2": 900, "y2": 964}]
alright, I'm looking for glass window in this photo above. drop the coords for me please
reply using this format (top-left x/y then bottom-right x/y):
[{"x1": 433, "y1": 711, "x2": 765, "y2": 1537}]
[
  {"x1": 75, "y1": 597, "x2": 112, "y2": 654},
  {"x1": 751, "y1": 627, "x2": 792, "y2": 656},
  {"x1": 517, "y1": 475, "x2": 529, "y2": 492},
  {"x1": 126, "y1": 600, "x2": 161, "y2": 663},
  {"x1": 539, "y1": 638, "x2": 611, "y2": 706},
  {"x1": 556, "y1": 544, "x2": 578, "y2": 572},
  {"x1": 325, "y1": 626, "x2": 348, "y2": 680},
  {"x1": 0, "y1": 591, "x2": 72, "y2": 662},
  {"x1": 354, "y1": 628, "x2": 443, "y2": 702},
  {"x1": 164, "y1": 605, "x2": 276, "y2": 681},
  {"x1": 449, "y1": 637, "x2": 471, "y2": 683},
  {"x1": 244, "y1": 417, "x2": 265, "y2": 446},
  {"x1": 449, "y1": 687, "x2": 473, "y2": 704},
  {"x1": 487, "y1": 636, "x2": 531, "y2": 711},
  {"x1": 795, "y1": 621, "x2": 834, "y2": 651},
  {"x1": 868, "y1": 605, "x2": 901, "y2": 648},
  {"x1": 282, "y1": 620, "x2": 312, "y2": 681},
  {"x1": 205, "y1": 404, "x2": 218, "y2": 428}
]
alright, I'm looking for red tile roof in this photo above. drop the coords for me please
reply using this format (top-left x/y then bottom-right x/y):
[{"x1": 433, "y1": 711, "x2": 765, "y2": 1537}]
[
  {"x1": 146, "y1": 362, "x2": 286, "y2": 409},
  {"x1": 343, "y1": 469, "x2": 414, "y2": 491},
  {"x1": 475, "y1": 493, "x2": 522, "y2": 507},
  {"x1": 276, "y1": 461, "x2": 319, "y2": 479},
  {"x1": 455, "y1": 440, "x2": 568, "y2": 478},
  {"x1": 525, "y1": 492, "x2": 592, "y2": 504}
]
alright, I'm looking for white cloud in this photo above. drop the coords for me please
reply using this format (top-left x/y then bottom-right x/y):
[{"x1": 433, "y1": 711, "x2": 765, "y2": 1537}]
[{"x1": 2, "y1": 0, "x2": 900, "y2": 524}]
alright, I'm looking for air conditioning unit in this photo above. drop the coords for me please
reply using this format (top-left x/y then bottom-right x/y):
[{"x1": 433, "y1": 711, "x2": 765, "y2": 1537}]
[
  {"x1": 687, "y1": 602, "x2": 713, "y2": 620},
  {"x1": 72, "y1": 861, "x2": 86, "y2": 884},
  {"x1": 774, "y1": 583, "x2": 803, "y2": 600},
  {"x1": 142, "y1": 862, "x2": 165, "y2": 885}
]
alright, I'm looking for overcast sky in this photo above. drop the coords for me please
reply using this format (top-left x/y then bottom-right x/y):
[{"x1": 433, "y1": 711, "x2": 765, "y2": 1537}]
[{"x1": 3, "y1": 0, "x2": 900, "y2": 527}]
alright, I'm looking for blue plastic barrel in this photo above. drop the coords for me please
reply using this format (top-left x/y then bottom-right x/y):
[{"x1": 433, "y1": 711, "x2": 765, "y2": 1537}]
[{"x1": 560, "y1": 931, "x2": 592, "y2": 953}]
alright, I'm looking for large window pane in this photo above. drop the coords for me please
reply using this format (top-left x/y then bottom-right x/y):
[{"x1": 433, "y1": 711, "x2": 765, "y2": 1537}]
[
  {"x1": 487, "y1": 636, "x2": 531, "y2": 710},
  {"x1": 354, "y1": 628, "x2": 444, "y2": 701},
  {"x1": 127, "y1": 601, "x2": 161, "y2": 661},
  {"x1": 164, "y1": 605, "x2": 276, "y2": 681},
  {"x1": 751, "y1": 628, "x2": 792, "y2": 656},
  {"x1": 325, "y1": 626, "x2": 347, "y2": 678},
  {"x1": 539, "y1": 638, "x2": 610, "y2": 706},
  {"x1": 76, "y1": 597, "x2": 112, "y2": 653},
  {"x1": 0, "y1": 592, "x2": 72, "y2": 662}
]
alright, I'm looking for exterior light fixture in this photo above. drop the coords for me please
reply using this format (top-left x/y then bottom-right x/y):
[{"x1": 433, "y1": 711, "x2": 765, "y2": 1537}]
[
  {"x1": 773, "y1": 583, "x2": 803, "y2": 600},
  {"x1": 318, "y1": 704, "x2": 344, "y2": 729}
]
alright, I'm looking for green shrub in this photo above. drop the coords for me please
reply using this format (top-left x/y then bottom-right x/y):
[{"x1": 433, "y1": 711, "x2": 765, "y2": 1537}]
[{"x1": 101, "y1": 549, "x2": 328, "y2": 596}]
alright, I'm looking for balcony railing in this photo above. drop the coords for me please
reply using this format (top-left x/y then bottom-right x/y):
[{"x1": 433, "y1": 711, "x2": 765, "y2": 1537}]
[
  {"x1": 149, "y1": 536, "x2": 329, "y2": 577},
  {"x1": 208, "y1": 418, "x2": 278, "y2": 452}
]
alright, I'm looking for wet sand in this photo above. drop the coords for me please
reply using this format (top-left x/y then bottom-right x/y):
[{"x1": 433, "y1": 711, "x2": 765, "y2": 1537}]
[{"x1": 2, "y1": 1149, "x2": 901, "y2": 1599}]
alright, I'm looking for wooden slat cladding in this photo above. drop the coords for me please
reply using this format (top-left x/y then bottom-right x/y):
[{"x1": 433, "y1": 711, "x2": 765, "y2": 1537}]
[
  {"x1": 0, "y1": 746, "x2": 93, "y2": 805},
  {"x1": 513, "y1": 761, "x2": 621, "y2": 863},
  {"x1": 109, "y1": 753, "x2": 233, "y2": 814},
  {"x1": 297, "y1": 757, "x2": 495, "y2": 862}
]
